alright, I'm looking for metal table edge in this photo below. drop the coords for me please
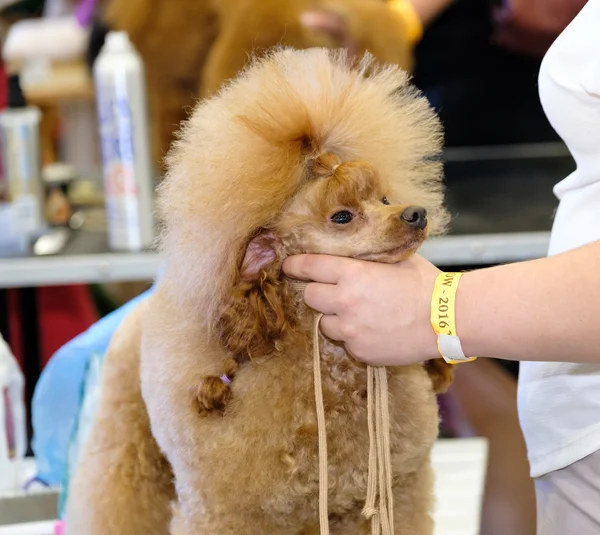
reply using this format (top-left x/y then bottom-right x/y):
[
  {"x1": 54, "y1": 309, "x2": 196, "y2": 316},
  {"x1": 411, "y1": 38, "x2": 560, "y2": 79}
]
[{"x1": 0, "y1": 232, "x2": 550, "y2": 288}]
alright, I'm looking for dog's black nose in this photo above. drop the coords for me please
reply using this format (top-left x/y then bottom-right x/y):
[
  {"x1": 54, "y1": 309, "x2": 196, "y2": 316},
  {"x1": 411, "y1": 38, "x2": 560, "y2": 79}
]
[{"x1": 400, "y1": 206, "x2": 428, "y2": 230}]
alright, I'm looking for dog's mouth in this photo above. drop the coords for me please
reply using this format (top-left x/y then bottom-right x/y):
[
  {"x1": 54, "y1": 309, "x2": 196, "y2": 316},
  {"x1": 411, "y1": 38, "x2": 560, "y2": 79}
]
[{"x1": 354, "y1": 236, "x2": 425, "y2": 264}]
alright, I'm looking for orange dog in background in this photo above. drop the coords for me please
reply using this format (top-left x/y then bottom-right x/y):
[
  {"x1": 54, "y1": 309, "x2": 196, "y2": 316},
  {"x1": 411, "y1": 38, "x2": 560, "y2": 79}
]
[
  {"x1": 101, "y1": 0, "x2": 414, "y2": 165},
  {"x1": 65, "y1": 48, "x2": 453, "y2": 535}
]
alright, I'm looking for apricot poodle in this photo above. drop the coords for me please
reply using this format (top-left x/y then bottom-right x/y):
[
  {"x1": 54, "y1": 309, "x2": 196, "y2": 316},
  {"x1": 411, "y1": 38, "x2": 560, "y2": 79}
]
[{"x1": 65, "y1": 48, "x2": 453, "y2": 535}]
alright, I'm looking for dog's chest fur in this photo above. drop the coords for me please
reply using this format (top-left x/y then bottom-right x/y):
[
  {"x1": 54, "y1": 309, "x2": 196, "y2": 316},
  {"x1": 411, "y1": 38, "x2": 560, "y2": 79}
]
[{"x1": 205, "y1": 310, "x2": 439, "y2": 517}]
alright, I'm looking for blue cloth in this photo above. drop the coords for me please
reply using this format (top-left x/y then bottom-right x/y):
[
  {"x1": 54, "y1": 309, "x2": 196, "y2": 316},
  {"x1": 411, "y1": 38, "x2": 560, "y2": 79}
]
[{"x1": 31, "y1": 289, "x2": 152, "y2": 485}]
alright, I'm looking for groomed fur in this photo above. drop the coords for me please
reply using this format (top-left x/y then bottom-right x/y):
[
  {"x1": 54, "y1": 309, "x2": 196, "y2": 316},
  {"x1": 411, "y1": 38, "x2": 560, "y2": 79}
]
[
  {"x1": 158, "y1": 49, "x2": 451, "y2": 419},
  {"x1": 194, "y1": 147, "x2": 453, "y2": 415},
  {"x1": 68, "y1": 48, "x2": 452, "y2": 535},
  {"x1": 197, "y1": 268, "x2": 295, "y2": 414},
  {"x1": 158, "y1": 48, "x2": 448, "y2": 320},
  {"x1": 64, "y1": 303, "x2": 175, "y2": 535}
]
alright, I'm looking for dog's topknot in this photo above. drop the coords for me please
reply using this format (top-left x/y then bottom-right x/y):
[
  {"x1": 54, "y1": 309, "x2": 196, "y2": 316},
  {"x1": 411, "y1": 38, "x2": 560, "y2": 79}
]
[{"x1": 157, "y1": 47, "x2": 447, "y2": 318}]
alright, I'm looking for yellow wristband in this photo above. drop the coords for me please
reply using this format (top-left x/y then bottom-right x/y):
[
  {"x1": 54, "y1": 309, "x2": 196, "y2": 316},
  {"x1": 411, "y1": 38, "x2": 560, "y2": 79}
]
[
  {"x1": 430, "y1": 272, "x2": 476, "y2": 364},
  {"x1": 388, "y1": 0, "x2": 424, "y2": 45}
]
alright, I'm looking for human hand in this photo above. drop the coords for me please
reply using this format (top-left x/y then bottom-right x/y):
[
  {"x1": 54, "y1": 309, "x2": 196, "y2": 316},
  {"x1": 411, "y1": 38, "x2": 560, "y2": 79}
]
[
  {"x1": 300, "y1": 10, "x2": 358, "y2": 58},
  {"x1": 493, "y1": 0, "x2": 587, "y2": 57},
  {"x1": 283, "y1": 254, "x2": 441, "y2": 366},
  {"x1": 300, "y1": 0, "x2": 413, "y2": 70}
]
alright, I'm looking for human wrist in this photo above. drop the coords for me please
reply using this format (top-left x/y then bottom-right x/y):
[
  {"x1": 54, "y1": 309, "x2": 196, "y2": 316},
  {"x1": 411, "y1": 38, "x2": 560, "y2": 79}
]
[
  {"x1": 454, "y1": 269, "x2": 488, "y2": 359},
  {"x1": 419, "y1": 262, "x2": 444, "y2": 362},
  {"x1": 421, "y1": 317, "x2": 442, "y2": 361}
]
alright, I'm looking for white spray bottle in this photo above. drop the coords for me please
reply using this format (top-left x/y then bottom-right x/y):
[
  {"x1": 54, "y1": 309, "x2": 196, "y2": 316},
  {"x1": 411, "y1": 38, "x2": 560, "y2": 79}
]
[{"x1": 94, "y1": 31, "x2": 155, "y2": 252}]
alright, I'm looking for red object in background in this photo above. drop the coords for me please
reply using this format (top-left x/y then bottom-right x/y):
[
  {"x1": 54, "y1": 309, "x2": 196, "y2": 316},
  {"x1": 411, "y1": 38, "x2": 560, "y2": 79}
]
[
  {"x1": 38, "y1": 286, "x2": 98, "y2": 365},
  {"x1": 8, "y1": 286, "x2": 98, "y2": 369}
]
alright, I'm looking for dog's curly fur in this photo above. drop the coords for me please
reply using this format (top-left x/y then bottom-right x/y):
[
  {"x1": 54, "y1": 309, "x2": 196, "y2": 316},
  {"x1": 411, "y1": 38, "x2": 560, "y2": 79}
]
[{"x1": 65, "y1": 48, "x2": 453, "y2": 535}]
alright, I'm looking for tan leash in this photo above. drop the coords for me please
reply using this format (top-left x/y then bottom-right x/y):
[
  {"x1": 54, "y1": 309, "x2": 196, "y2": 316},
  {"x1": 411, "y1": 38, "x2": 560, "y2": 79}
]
[
  {"x1": 312, "y1": 312, "x2": 330, "y2": 534},
  {"x1": 292, "y1": 283, "x2": 394, "y2": 535}
]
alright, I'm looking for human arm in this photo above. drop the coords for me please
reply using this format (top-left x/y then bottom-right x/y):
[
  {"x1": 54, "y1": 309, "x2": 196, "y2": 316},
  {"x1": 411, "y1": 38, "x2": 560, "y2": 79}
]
[
  {"x1": 458, "y1": 240, "x2": 600, "y2": 363},
  {"x1": 493, "y1": 0, "x2": 587, "y2": 57},
  {"x1": 282, "y1": 240, "x2": 600, "y2": 366},
  {"x1": 300, "y1": 0, "x2": 454, "y2": 57}
]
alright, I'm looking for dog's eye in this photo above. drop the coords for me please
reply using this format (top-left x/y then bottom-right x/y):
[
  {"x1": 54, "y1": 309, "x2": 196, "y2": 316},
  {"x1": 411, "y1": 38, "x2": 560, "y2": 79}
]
[
  {"x1": 330, "y1": 210, "x2": 354, "y2": 224},
  {"x1": 382, "y1": 197, "x2": 390, "y2": 205}
]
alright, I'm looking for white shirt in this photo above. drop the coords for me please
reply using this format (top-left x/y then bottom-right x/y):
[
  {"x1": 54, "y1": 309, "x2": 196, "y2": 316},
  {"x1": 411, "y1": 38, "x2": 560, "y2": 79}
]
[{"x1": 517, "y1": 0, "x2": 600, "y2": 478}]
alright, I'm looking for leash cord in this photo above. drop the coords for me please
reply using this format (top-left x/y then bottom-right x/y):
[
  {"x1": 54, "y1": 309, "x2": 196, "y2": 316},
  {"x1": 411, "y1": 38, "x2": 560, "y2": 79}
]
[{"x1": 311, "y1": 313, "x2": 394, "y2": 535}]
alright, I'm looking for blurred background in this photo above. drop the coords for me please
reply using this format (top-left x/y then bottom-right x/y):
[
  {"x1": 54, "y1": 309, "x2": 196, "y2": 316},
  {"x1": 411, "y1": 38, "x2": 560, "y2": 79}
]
[{"x1": 0, "y1": 1, "x2": 588, "y2": 535}]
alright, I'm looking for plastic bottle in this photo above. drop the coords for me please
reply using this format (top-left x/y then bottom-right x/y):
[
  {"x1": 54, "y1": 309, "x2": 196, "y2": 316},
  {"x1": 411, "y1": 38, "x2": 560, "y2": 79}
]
[
  {"x1": 0, "y1": 74, "x2": 44, "y2": 240},
  {"x1": 93, "y1": 31, "x2": 155, "y2": 252},
  {"x1": 0, "y1": 334, "x2": 27, "y2": 493}
]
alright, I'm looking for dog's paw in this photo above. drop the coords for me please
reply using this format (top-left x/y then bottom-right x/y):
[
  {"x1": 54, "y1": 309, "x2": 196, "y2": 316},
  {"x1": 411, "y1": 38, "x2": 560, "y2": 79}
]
[{"x1": 424, "y1": 358, "x2": 454, "y2": 394}]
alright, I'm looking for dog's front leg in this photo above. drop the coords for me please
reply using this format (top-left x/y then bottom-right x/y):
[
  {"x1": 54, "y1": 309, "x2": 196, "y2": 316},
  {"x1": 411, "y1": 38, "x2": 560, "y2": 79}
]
[
  {"x1": 65, "y1": 302, "x2": 175, "y2": 535},
  {"x1": 392, "y1": 463, "x2": 436, "y2": 535},
  {"x1": 140, "y1": 293, "x2": 302, "y2": 535},
  {"x1": 170, "y1": 506, "x2": 311, "y2": 535}
]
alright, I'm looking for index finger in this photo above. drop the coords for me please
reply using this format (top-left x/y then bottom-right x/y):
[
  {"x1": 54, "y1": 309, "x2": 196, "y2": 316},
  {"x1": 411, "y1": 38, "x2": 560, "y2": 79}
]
[{"x1": 283, "y1": 254, "x2": 354, "y2": 284}]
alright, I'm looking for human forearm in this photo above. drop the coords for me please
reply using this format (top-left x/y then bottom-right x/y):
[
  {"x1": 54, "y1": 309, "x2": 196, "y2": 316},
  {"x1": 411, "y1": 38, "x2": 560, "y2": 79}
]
[
  {"x1": 458, "y1": 241, "x2": 600, "y2": 363},
  {"x1": 284, "y1": 241, "x2": 600, "y2": 367}
]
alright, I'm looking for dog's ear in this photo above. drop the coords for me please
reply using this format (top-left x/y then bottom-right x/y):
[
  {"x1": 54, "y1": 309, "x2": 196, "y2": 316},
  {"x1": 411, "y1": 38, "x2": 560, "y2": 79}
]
[
  {"x1": 197, "y1": 230, "x2": 293, "y2": 416},
  {"x1": 216, "y1": 229, "x2": 292, "y2": 362},
  {"x1": 424, "y1": 358, "x2": 455, "y2": 394},
  {"x1": 240, "y1": 230, "x2": 279, "y2": 280}
]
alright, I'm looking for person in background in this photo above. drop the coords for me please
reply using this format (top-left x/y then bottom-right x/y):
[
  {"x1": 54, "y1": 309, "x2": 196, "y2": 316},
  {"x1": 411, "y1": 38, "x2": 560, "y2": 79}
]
[
  {"x1": 285, "y1": 2, "x2": 600, "y2": 534},
  {"x1": 302, "y1": 4, "x2": 587, "y2": 535},
  {"x1": 412, "y1": 0, "x2": 587, "y2": 146},
  {"x1": 305, "y1": 0, "x2": 586, "y2": 146}
]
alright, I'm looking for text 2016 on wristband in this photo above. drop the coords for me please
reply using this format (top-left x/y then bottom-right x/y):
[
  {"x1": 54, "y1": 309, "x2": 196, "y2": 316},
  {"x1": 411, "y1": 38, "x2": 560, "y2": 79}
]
[{"x1": 430, "y1": 272, "x2": 476, "y2": 365}]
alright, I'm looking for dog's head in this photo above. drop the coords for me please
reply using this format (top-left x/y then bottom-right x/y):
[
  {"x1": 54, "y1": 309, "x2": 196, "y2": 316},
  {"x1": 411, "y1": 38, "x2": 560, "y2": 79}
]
[
  {"x1": 158, "y1": 48, "x2": 453, "y2": 413},
  {"x1": 277, "y1": 153, "x2": 430, "y2": 262},
  {"x1": 232, "y1": 152, "x2": 434, "y2": 301}
]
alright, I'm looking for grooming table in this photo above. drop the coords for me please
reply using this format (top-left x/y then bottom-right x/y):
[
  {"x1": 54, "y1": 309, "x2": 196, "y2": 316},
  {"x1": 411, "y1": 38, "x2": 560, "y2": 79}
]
[
  {"x1": 0, "y1": 438, "x2": 488, "y2": 535},
  {"x1": 0, "y1": 142, "x2": 576, "y2": 289}
]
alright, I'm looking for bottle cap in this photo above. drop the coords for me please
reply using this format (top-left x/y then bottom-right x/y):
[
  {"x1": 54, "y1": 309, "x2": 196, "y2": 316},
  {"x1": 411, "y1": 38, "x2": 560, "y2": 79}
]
[{"x1": 103, "y1": 31, "x2": 132, "y2": 53}]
